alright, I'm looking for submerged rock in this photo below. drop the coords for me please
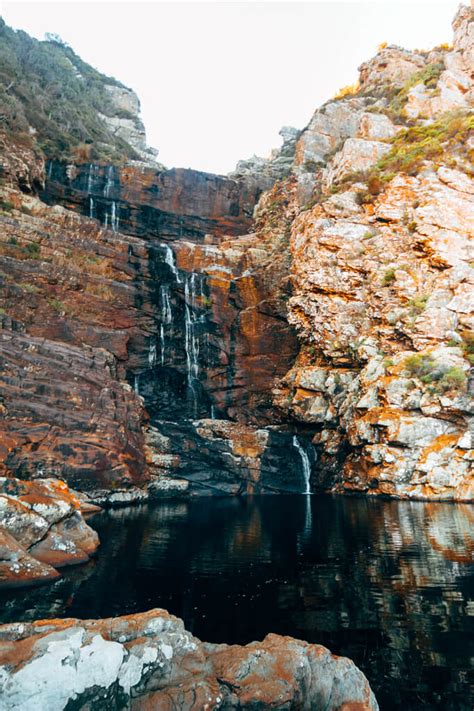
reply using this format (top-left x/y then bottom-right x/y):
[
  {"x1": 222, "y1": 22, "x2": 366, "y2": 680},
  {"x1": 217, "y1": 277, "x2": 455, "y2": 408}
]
[{"x1": 0, "y1": 608, "x2": 379, "y2": 710}]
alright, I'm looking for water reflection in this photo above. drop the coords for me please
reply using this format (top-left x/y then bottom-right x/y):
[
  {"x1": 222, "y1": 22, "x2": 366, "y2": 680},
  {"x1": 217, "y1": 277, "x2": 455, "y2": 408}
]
[{"x1": 1, "y1": 496, "x2": 473, "y2": 710}]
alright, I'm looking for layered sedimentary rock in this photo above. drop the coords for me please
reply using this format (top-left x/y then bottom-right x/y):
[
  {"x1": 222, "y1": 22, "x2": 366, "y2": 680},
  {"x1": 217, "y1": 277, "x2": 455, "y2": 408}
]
[
  {"x1": 0, "y1": 477, "x2": 99, "y2": 587},
  {"x1": 0, "y1": 135, "x2": 301, "y2": 497},
  {"x1": 42, "y1": 161, "x2": 259, "y2": 241},
  {"x1": 0, "y1": 607, "x2": 378, "y2": 710}
]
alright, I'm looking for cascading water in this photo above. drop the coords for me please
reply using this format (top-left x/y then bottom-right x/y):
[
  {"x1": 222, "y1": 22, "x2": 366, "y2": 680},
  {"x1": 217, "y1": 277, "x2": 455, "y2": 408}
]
[
  {"x1": 184, "y1": 273, "x2": 201, "y2": 417},
  {"x1": 87, "y1": 163, "x2": 100, "y2": 194},
  {"x1": 148, "y1": 341, "x2": 157, "y2": 368},
  {"x1": 86, "y1": 165, "x2": 100, "y2": 219},
  {"x1": 293, "y1": 436, "x2": 312, "y2": 494},
  {"x1": 104, "y1": 165, "x2": 114, "y2": 198},
  {"x1": 110, "y1": 201, "x2": 119, "y2": 232},
  {"x1": 163, "y1": 244, "x2": 182, "y2": 283},
  {"x1": 159, "y1": 285, "x2": 173, "y2": 365},
  {"x1": 134, "y1": 374, "x2": 140, "y2": 395}
]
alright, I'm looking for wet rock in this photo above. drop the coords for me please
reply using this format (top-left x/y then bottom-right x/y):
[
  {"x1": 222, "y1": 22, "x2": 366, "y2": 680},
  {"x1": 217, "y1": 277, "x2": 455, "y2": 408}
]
[{"x1": 0, "y1": 608, "x2": 379, "y2": 711}]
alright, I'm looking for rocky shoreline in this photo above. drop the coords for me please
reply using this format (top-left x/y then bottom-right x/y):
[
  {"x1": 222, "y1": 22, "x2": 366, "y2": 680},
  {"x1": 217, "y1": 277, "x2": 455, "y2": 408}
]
[{"x1": 0, "y1": 607, "x2": 379, "y2": 710}]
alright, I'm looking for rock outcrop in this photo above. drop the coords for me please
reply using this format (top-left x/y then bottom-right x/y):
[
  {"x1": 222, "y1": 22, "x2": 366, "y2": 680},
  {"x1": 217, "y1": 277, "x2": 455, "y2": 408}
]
[
  {"x1": 0, "y1": 477, "x2": 99, "y2": 588},
  {"x1": 272, "y1": 4, "x2": 474, "y2": 501},
  {"x1": 0, "y1": 607, "x2": 379, "y2": 710},
  {"x1": 0, "y1": 19, "x2": 159, "y2": 166}
]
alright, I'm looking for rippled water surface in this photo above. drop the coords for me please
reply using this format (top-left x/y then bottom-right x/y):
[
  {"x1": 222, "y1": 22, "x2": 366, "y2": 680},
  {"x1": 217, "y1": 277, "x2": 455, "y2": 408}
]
[{"x1": 1, "y1": 495, "x2": 473, "y2": 710}]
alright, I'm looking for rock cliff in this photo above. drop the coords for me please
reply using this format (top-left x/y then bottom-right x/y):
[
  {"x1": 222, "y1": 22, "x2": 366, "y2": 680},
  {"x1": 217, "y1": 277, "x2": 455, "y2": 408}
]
[
  {"x1": 274, "y1": 3, "x2": 473, "y2": 500},
  {"x1": 0, "y1": 5, "x2": 472, "y2": 508}
]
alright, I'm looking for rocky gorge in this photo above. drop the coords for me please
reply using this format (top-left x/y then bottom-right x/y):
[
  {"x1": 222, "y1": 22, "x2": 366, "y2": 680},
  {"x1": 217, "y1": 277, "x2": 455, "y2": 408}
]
[{"x1": 0, "y1": 5, "x2": 473, "y2": 709}]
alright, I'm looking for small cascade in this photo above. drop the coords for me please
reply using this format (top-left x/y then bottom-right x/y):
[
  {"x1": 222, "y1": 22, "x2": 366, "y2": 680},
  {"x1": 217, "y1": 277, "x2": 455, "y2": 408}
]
[
  {"x1": 159, "y1": 285, "x2": 173, "y2": 365},
  {"x1": 148, "y1": 341, "x2": 157, "y2": 368},
  {"x1": 160, "y1": 324, "x2": 165, "y2": 365},
  {"x1": 110, "y1": 201, "x2": 119, "y2": 232},
  {"x1": 104, "y1": 165, "x2": 114, "y2": 198},
  {"x1": 87, "y1": 163, "x2": 100, "y2": 194},
  {"x1": 293, "y1": 436, "x2": 312, "y2": 494},
  {"x1": 134, "y1": 374, "x2": 140, "y2": 395},
  {"x1": 47, "y1": 161, "x2": 53, "y2": 179},
  {"x1": 163, "y1": 244, "x2": 182, "y2": 283},
  {"x1": 184, "y1": 273, "x2": 201, "y2": 416},
  {"x1": 89, "y1": 197, "x2": 95, "y2": 219}
]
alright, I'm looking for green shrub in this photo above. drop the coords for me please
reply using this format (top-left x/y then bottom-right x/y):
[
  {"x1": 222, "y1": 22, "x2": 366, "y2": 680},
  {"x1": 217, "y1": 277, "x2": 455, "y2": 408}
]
[
  {"x1": 0, "y1": 200, "x2": 14, "y2": 212},
  {"x1": 408, "y1": 295, "x2": 428, "y2": 316},
  {"x1": 0, "y1": 17, "x2": 141, "y2": 163},
  {"x1": 437, "y1": 366, "x2": 467, "y2": 392},
  {"x1": 373, "y1": 112, "x2": 474, "y2": 182},
  {"x1": 404, "y1": 354, "x2": 467, "y2": 393},
  {"x1": 24, "y1": 242, "x2": 40, "y2": 258},
  {"x1": 382, "y1": 268, "x2": 396, "y2": 286},
  {"x1": 47, "y1": 297, "x2": 64, "y2": 312},
  {"x1": 404, "y1": 354, "x2": 436, "y2": 378},
  {"x1": 19, "y1": 282, "x2": 39, "y2": 293},
  {"x1": 389, "y1": 62, "x2": 445, "y2": 114}
]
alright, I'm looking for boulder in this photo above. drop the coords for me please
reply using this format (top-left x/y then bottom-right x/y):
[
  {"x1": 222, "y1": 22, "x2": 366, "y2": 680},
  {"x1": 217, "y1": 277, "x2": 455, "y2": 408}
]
[{"x1": 0, "y1": 608, "x2": 379, "y2": 711}]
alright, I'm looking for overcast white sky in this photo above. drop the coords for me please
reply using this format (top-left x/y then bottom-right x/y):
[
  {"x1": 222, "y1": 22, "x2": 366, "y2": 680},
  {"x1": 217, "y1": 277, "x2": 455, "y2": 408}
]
[{"x1": 2, "y1": 1, "x2": 462, "y2": 174}]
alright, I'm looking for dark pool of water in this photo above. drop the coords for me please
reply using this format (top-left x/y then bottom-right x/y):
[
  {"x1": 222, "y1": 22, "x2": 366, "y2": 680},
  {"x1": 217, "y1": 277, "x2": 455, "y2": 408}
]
[{"x1": 1, "y1": 495, "x2": 473, "y2": 710}]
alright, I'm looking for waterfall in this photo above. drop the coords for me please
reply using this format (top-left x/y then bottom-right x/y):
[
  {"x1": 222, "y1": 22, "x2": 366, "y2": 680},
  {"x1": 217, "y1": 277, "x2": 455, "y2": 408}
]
[
  {"x1": 134, "y1": 374, "x2": 140, "y2": 395},
  {"x1": 184, "y1": 273, "x2": 201, "y2": 417},
  {"x1": 110, "y1": 201, "x2": 119, "y2": 232},
  {"x1": 159, "y1": 285, "x2": 173, "y2": 365},
  {"x1": 293, "y1": 436, "x2": 312, "y2": 494},
  {"x1": 47, "y1": 161, "x2": 53, "y2": 179},
  {"x1": 163, "y1": 244, "x2": 182, "y2": 283},
  {"x1": 160, "y1": 285, "x2": 172, "y2": 324},
  {"x1": 104, "y1": 166, "x2": 114, "y2": 198},
  {"x1": 148, "y1": 341, "x2": 157, "y2": 367},
  {"x1": 160, "y1": 324, "x2": 165, "y2": 365},
  {"x1": 89, "y1": 197, "x2": 94, "y2": 219}
]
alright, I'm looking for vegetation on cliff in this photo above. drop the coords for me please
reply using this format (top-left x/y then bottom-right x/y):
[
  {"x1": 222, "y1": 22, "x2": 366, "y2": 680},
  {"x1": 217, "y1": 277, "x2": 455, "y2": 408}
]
[{"x1": 0, "y1": 18, "x2": 140, "y2": 163}]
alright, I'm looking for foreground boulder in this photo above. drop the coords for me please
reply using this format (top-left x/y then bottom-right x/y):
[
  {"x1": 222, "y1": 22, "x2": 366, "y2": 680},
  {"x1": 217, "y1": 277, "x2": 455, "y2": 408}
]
[
  {"x1": 0, "y1": 608, "x2": 378, "y2": 710},
  {"x1": 0, "y1": 477, "x2": 99, "y2": 588}
]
